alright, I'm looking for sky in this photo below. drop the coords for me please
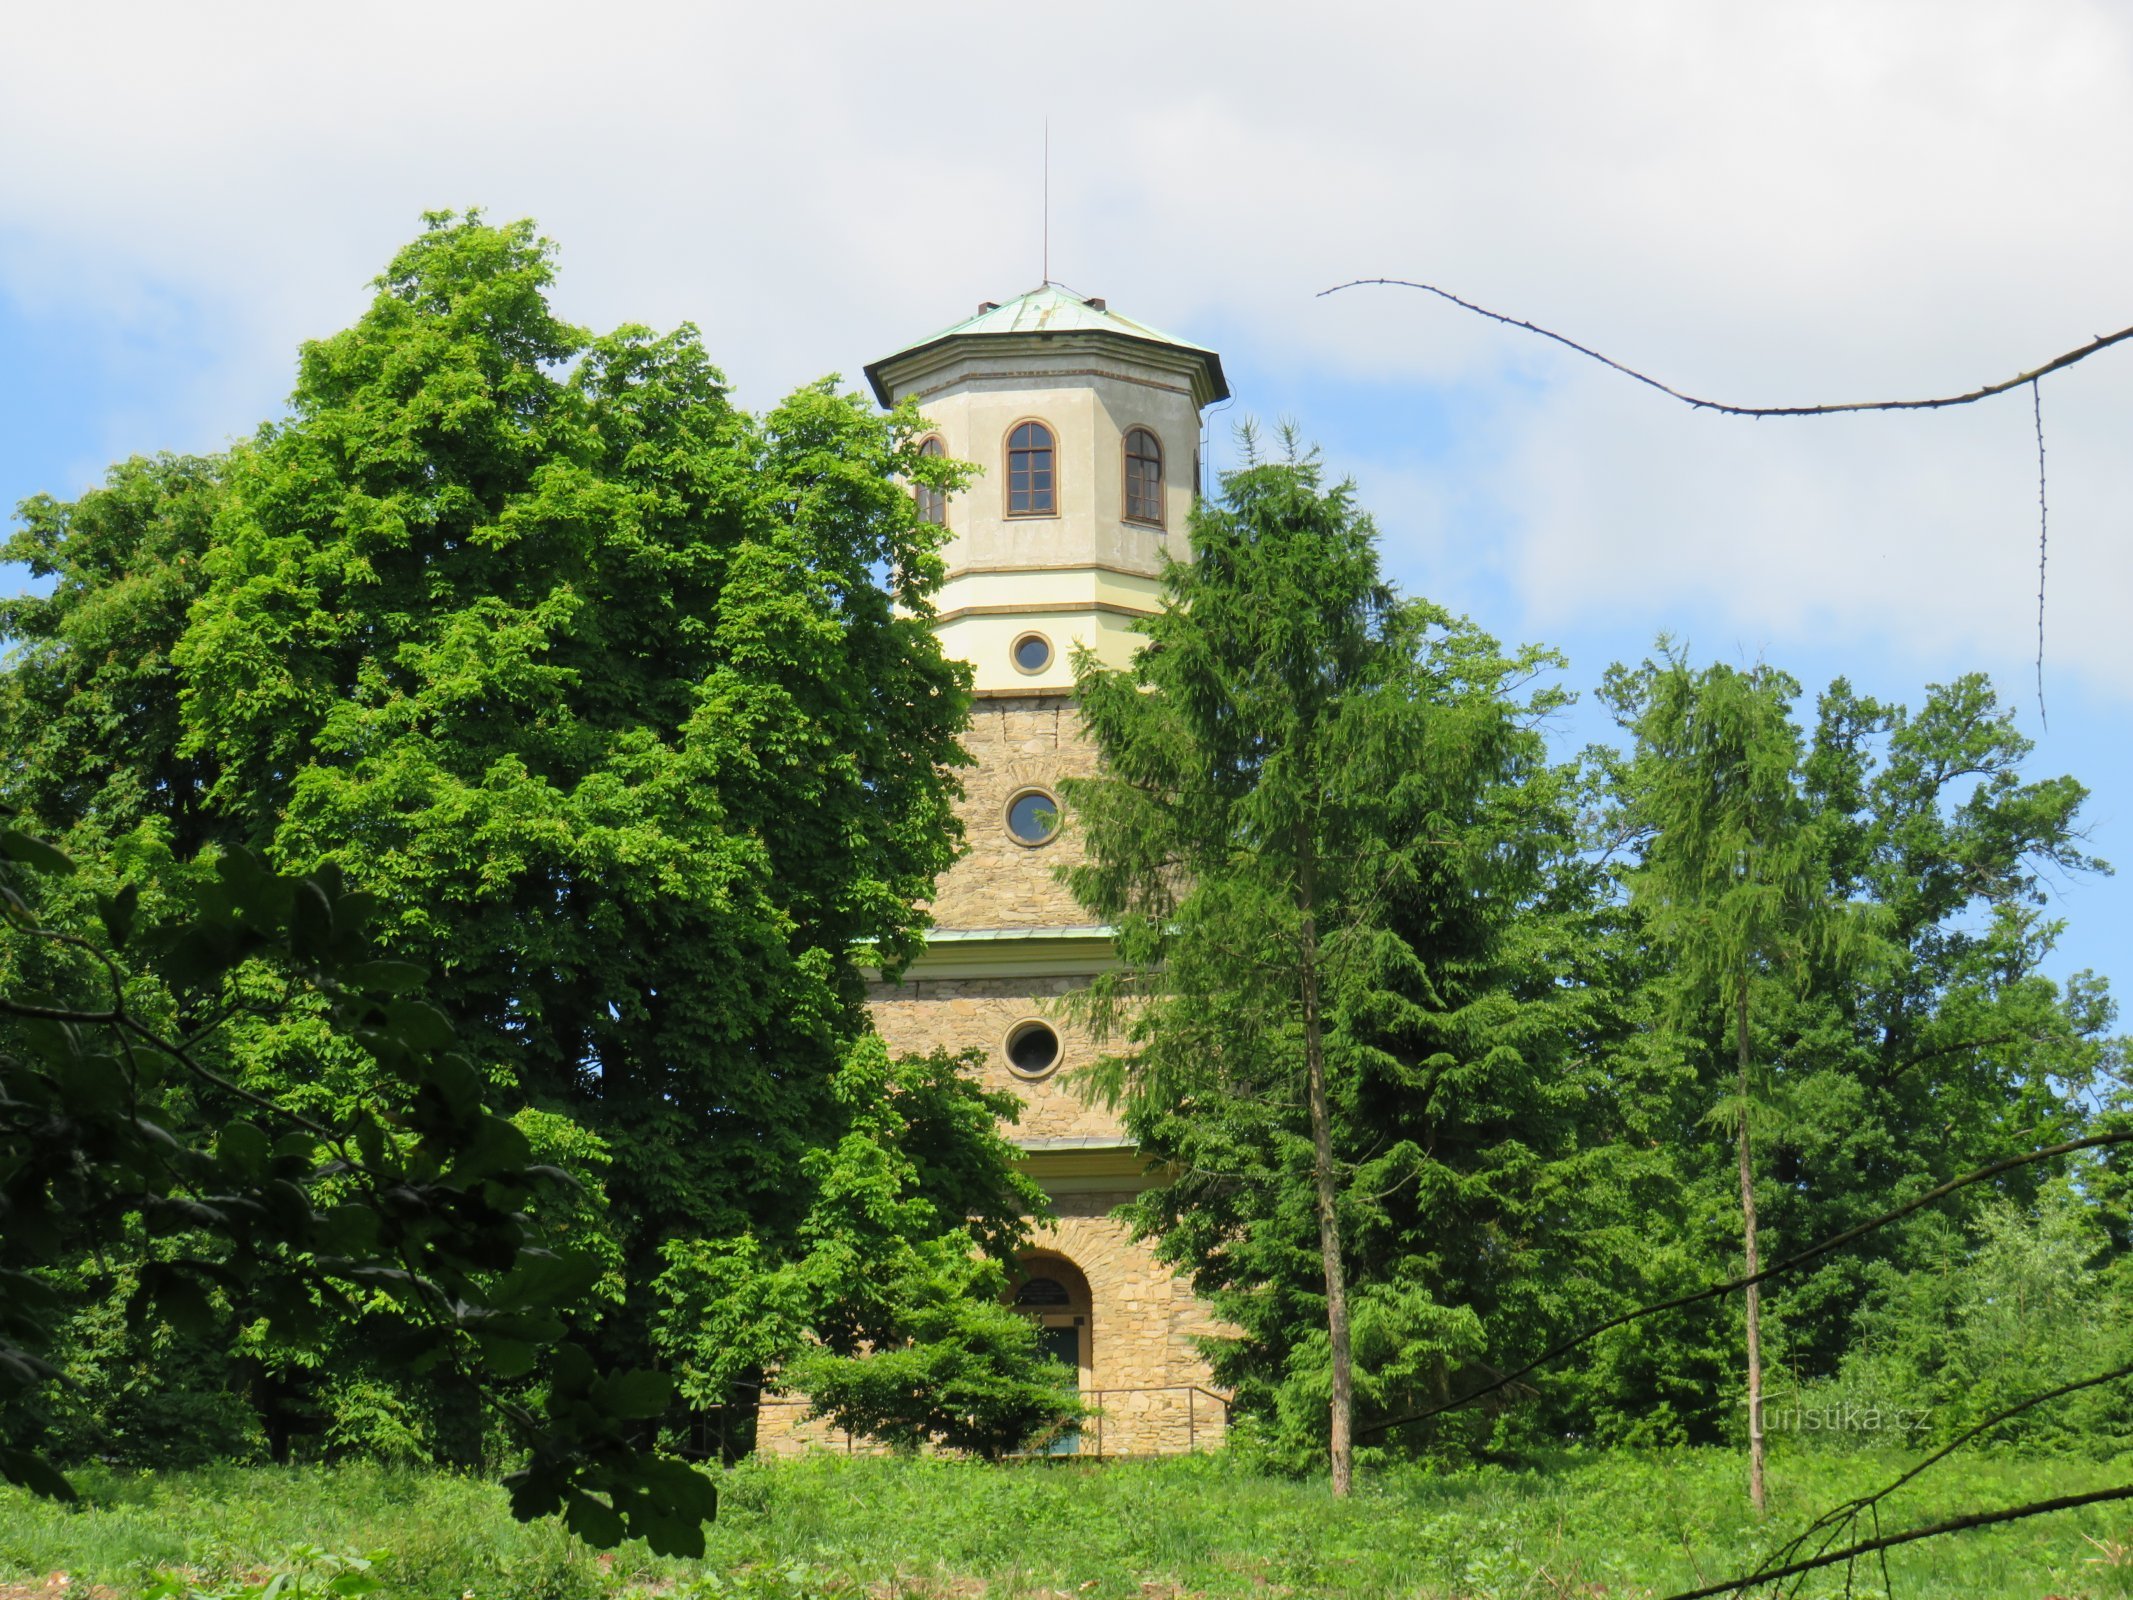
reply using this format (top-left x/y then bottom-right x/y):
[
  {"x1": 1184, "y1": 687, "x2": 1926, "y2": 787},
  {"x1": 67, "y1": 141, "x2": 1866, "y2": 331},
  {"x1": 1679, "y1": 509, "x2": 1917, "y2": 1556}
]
[{"x1": 2, "y1": 0, "x2": 2127, "y2": 992}]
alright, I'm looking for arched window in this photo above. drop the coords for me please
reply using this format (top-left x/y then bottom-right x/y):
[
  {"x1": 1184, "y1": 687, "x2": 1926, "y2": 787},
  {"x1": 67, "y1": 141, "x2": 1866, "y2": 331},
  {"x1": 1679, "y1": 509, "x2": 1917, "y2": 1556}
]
[
  {"x1": 1013, "y1": 1276, "x2": 1072, "y2": 1308},
  {"x1": 914, "y1": 435, "x2": 947, "y2": 526},
  {"x1": 1124, "y1": 427, "x2": 1164, "y2": 525},
  {"x1": 1007, "y1": 421, "x2": 1056, "y2": 517}
]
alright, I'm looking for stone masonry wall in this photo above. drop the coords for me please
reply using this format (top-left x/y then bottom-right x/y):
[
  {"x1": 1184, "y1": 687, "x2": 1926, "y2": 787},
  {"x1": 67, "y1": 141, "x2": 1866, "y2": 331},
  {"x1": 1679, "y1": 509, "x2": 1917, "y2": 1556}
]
[
  {"x1": 1031, "y1": 1191, "x2": 1230, "y2": 1455},
  {"x1": 753, "y1": 686, "x2": 1237, "y2": 1459},
  {"x1": 867, "y1": 974, "x2": 1122, "y2": 1142},
  {"x1": 929, "y1": 694, "x2": 1098, "y2": 930}
]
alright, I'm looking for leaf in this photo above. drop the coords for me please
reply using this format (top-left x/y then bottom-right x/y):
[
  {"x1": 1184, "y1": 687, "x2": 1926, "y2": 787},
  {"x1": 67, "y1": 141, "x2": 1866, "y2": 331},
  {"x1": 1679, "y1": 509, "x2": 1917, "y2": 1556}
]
[
  {"x1": 217, "y1": 846, "x2": 289, "y2": 925},
  {"x1": 343, "y1": 959, "x2": 428, "y2": 994},
  {"x1": 0, "y1": 1446, "x2": 76, "y2": 1501},
  {"x1": 0, "y1": 828, "x2": 75, "y2": 877},
  {"x1": 53, "y1": 1051, "x2": 126, "y2": 1114},
  {"x1": 96, "y1": 882, "x2": 140, "y2": 947},
  {"x1": 469, "y1": 1333, "x2": 541, "y2": 1378},
  {"x1": 563, "y1": 1489, "x2": 626, "y2": 1548},
  {"x1": 291, "y1": 879, "x2": 335, "y2": 961},
  {"x1": 447, "y1": 1113, "x2": 533, "y2": 1182},
  {"x1": 633, "y1": 1453, "x2": 720, "y2": 1520},
  {"x1": 596, "y1": 1367, "x2": 675, "y2": 1420},
  {"x1": 492, "y1": 1250, "x2": 599, "y2": 1312},
  {"x1": 505, "y1": 1465, "x2": 567, "y2": 1522},
  {"x1": 631, "y1": 1505, "x2": 709, "y2": 1560},
  {"x1": 133, "y1": 1266, "x2": 217, "y2": 1338},
  {"x1": 217, "y1": 1120, "x2": 273, "y2": 1179},
  {"x1": 546, "y1": 1340, "x2": 597, "y2": 1399},
  {"x1": 383, "y1": 999, "x2": 455, "y2": 1055},
  {"x1": 153, "y1": 921, "x2": 245, "y2": 991}
]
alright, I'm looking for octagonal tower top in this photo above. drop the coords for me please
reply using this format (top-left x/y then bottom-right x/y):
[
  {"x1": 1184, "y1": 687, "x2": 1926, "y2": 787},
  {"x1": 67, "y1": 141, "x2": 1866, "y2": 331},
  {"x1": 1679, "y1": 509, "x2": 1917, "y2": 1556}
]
[{"x1": 866, "y1": 286, "x2": 1228, "y2": 694}]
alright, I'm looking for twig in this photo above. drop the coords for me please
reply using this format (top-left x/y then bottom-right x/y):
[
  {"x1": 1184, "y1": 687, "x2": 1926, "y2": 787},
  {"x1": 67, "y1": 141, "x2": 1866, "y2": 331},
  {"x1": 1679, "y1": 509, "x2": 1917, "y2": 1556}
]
[
  {"x1": 1748, "y1": 1359, "x2": 2133, "y2": 1596},
  {"x1": 1655, "y1": 1482, "x2": 2133, "y2": 1600},
  {"x1": 1320, "y1": 278, "x2": 2122, "y2": 728}
]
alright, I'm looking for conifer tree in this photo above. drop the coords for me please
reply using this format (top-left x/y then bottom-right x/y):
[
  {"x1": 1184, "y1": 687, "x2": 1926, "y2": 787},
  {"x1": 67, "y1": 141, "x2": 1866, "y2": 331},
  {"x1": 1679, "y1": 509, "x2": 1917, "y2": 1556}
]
[
  {"x1": 1063, "y1": 431, "x2": 1581, "y2": 1491},
  {"x1": 1604, "y1": 650, "x2": 1847, "y2": 1513}
]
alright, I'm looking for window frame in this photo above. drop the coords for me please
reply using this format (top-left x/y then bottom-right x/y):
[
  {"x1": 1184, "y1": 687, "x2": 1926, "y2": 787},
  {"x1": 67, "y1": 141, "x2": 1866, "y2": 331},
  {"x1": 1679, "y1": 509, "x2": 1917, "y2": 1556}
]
[
  {"x1": 1122, "y1": 426, "x2": 1165, "y2": 527},
  {"x1": 1003, "y1": 786, "x2": 1063, "y2": 847},
  {"x1": 1002, "y1": 1018, "x2": 1064, "y2": 1080},
  {"x1": 1010, "y1": 631, "x2": 1055, "y2": 675},
  {"x1": 913, "y1": 433, "x2": 948, "y2": 527},
  {"x1": 1004, "y1": 418, "x2": 1059, "y2": 519}
]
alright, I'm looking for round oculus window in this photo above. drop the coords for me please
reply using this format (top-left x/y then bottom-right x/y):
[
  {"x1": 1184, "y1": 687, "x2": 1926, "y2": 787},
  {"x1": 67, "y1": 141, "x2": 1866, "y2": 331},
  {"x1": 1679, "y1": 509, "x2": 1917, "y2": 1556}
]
[
  {"x1": 1012, "y1": 632, "x2": 1054, "y2": 674},
  {"x1": 1005, "y1": 789, "x2": 1060, "y2": 846},
  {"x1": 1005, "y1": 1020, "x2": 1062, "y2": 1078}
]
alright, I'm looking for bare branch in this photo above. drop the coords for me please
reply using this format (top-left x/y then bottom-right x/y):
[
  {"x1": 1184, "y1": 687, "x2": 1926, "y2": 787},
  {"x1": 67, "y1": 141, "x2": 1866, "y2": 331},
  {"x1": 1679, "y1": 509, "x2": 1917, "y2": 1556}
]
[
  {"x1": 1317, "y1": 278, "x2": 2133, "y2": 417},
  {"x1": 2032, "y1": 378, "x2": 2050, "y2": 729},
  {"x1": 1318, "y1": 276, "x2": 2101, "y2": 724}
]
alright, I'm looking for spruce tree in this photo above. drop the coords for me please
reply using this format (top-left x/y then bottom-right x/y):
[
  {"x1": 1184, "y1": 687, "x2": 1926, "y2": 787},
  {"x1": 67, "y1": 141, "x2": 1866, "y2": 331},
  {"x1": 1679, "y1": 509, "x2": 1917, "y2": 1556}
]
[{"x1": 1063, "y1": 432, "x2": 1589, "y2": 1489}]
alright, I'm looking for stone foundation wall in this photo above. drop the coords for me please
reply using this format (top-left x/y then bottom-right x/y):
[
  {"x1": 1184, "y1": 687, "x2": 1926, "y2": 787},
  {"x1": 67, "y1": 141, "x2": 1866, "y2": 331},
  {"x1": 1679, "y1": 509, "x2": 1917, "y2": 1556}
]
[{"x1": 754, "y1": 1404, "x2": 884, "y2": 1459}]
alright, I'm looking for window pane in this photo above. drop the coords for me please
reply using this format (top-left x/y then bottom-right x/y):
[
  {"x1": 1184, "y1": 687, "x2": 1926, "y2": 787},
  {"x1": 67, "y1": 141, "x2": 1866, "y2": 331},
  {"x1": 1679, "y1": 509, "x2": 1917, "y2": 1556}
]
[
  {"x1": 1007, "y1": 791, "x2": 1059, "y2": 843},
  {"x1": 1008, "y1": 424, "x2": 1055, "y2": 515}
]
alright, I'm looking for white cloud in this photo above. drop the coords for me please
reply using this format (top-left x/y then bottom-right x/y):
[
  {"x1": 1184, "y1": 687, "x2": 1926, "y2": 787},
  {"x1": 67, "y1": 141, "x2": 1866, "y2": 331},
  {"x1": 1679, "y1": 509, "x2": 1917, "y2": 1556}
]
[{"x1": 4, "y1": 0, "x2": 2130, "y2": 693}]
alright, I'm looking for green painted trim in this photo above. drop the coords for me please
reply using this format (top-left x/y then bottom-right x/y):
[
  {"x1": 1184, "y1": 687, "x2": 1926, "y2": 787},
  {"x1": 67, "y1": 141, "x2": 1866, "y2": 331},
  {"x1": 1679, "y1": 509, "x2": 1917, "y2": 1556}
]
[
  {"x1": 866, "y1": 926, "x2": 1119, "y2": 982},
  {"x1": 1017, "y1": 1142, "x2": 1160, "y2": 1197}
]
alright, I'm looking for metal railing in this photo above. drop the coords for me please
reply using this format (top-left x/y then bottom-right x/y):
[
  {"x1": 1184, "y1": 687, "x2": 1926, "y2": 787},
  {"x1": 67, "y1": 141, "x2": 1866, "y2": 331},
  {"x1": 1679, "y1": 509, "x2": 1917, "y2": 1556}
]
[{"x1": 1062, "y1": 1384, "x2": 1234, "y2": 1459}]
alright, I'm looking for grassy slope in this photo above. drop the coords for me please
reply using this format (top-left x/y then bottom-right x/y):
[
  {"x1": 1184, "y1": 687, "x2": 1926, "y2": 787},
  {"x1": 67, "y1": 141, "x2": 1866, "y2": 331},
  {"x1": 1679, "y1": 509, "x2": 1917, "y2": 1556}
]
[{"x1": 1, "y1": 1450, "x2": 2130, "y2": 1599}]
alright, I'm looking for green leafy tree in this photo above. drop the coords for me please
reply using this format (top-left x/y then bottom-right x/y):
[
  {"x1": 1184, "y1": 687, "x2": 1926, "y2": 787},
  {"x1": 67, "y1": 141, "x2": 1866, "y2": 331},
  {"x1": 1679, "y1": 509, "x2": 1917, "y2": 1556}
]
[
  {"x1": 0, "y1": 211, "x2": 989, "y2": 1448},
  {"x1": 1061, "y1": 432, "x2": 1599, "y2": 1491},
  {"x1": 651, "y1": 1039, "x2": 1075, "y2": 1459},
  {"x1": 1597, "y1": 654, "x2": 2116, "y2": 1502},
  {"x1": 0, "y1": 825, "x2": 713, "y2": 1552},
  {"x1": 0, "y1": 454, "x2": 223, "y2": 858}
]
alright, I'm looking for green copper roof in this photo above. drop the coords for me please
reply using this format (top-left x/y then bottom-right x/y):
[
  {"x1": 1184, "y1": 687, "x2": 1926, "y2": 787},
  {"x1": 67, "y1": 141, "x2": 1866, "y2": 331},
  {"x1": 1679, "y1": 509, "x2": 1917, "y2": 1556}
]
[{"x1": 865, "y1": 283, "x2": 1229, "y2": 407}]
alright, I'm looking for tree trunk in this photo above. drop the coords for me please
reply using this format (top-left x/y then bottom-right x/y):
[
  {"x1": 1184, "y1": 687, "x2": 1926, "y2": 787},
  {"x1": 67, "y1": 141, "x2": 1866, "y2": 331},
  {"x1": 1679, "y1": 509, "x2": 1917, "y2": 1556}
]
[
  {"x1": 1299, "y1": 893, "x2": 1355, "y2": 1497},
  {"x1": 1737, "y1": 981, "x2": 1767, "y2": 1515}
]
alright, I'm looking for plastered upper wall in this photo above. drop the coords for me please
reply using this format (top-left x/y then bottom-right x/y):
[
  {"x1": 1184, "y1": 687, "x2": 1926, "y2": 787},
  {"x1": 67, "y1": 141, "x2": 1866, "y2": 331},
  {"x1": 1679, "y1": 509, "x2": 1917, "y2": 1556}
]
[{"x1": 882, "y1": 337, "x2": 1205, "y2": 694}]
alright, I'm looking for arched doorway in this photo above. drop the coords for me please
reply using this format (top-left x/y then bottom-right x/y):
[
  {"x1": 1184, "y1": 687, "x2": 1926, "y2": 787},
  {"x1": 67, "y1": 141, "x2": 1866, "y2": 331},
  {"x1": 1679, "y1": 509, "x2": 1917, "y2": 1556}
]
[{"x1": 1011, "y1": 1253, "x2": 1091, "y2": 1453}]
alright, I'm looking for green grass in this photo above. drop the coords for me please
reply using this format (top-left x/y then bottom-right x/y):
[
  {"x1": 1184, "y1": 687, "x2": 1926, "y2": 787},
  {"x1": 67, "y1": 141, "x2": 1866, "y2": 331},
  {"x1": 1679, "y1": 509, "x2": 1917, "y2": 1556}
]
[{"x1": 2, "y1": 1449, "x2": 2130, "y2": 1599}]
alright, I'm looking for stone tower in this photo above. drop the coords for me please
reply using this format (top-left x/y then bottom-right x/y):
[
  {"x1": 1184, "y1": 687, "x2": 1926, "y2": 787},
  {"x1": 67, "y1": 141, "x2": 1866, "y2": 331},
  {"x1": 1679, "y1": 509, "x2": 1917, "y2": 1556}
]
[{"x1": 758, "y1": 286, "x2": 1235, "y2": 1456}]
